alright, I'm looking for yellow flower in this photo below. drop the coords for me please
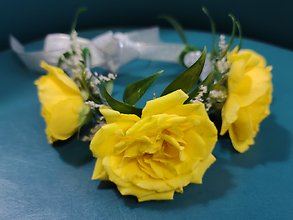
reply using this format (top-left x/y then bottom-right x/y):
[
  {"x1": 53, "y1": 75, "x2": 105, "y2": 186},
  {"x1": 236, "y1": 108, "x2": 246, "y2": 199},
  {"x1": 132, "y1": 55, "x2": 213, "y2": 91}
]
[
  {"x1": 220, "y1": 49, "x2": 273, "y2": 153},
  {"x1": 90, "y1": 90, "x2": 217, "y2": 202},
  {"x1": 35, "y1": 61, "x2": 87, "y2": 143}
]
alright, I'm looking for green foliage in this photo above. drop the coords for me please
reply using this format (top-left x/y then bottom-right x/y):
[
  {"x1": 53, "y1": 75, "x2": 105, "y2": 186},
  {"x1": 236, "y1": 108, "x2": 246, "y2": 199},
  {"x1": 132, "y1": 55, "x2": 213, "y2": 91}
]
[
  {"x1": 100, "y1": 84, "x2": 142, "y2": 116},
  {"x1": 218, "y1": 14, "x2": 237, "y2": 59},
  {"x1": 161, "y1": 48, "x2": 207, "y2": 96},
  {"x1": 235, "y1": 20, "x2": 243, "y2": 50},
  {"x1": 159, "y1": 15, "x2": 188, "y2": 45},
  {"x1": 202, "y1": 7, "x2": 217, "y2": 57},
  {"x1": 71, "y1": 7, "x2": 88, "y2": 32},
  {"x1": 123, "y1": 70, "x2": 163, "y2": 105},
  {"x1": 185, "y1": 70, "x2": 216, "y2": 103}
]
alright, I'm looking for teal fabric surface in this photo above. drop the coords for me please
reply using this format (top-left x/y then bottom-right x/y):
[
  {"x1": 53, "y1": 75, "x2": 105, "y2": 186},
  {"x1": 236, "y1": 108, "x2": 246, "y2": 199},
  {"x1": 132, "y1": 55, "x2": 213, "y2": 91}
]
[{"x1": 0, "y1": 29, "x2": 293, "y2": 219}]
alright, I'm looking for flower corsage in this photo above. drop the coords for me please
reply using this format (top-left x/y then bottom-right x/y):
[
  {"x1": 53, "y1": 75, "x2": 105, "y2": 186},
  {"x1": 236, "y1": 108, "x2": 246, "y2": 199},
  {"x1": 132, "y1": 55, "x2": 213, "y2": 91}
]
[{"x1": 18, "y1": 8, "x2": 273, "y2": 202}]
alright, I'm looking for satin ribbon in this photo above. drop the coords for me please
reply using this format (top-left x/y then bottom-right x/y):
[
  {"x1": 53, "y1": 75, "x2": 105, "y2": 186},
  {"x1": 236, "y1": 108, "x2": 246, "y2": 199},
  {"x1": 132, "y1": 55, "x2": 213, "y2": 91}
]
[{"x1": 10, "y1": 27, "x2": 211, "y2": 79}]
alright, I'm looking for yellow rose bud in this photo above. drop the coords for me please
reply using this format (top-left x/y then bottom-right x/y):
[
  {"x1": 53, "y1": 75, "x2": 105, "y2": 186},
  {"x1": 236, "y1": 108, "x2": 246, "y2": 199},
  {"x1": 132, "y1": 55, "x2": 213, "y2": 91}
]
[
  {"x1": 90, "y1": 90, "x2": 217, "y2": 202},
  {"x1": 220, "y1": 48, "x2": 273, "y2": 153},
  {"x1": 35, "y1": 61, "x2": 87, "y2": 143}
]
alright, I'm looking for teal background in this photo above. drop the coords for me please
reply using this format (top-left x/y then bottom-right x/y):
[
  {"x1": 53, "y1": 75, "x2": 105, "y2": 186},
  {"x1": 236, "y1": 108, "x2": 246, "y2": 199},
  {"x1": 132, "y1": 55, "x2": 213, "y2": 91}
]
[
  {"x1": 0, "y1": 29, "x2": 293, "y2": 219},
  {"x1": 1, "y1": 0, "x2": 293, "y2": 218},
  {"x1": 0, "y1": 0, "x2": 293, "y2": 51}
]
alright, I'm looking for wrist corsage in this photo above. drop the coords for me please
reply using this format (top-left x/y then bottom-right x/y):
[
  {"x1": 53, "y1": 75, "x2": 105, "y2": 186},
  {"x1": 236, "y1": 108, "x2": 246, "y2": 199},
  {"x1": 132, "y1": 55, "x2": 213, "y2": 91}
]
[{"x1": 14, "y1": 8, "x2": 273, "y2": 202}]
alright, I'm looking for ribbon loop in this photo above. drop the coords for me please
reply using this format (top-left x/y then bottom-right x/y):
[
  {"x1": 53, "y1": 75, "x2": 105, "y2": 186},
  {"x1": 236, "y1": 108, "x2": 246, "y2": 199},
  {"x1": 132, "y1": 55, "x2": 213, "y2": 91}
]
[{"x1": 10, "y1": 27, "x2": 211, "y2": 79}]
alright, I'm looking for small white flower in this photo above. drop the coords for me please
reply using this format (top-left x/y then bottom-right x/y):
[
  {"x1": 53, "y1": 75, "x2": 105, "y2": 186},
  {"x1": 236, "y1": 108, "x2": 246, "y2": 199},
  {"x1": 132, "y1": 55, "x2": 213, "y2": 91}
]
[
  {"x1": 219, "y1": 34, "x2": 227, "y2": 52},
  {"x1": 191, "y1": 85, "x2": 208, "y2": 103},
  {"x1": 107, "y1": 73, "x2": 116, "y2": 80},
  {"x1": 209, "y1": 89, "x2": 227, "y2": 102},
  {"x1": 85, "y1": 101, "x2": 103, "y2": 110},
  {"x1": 216, "y1": 57, "x2": 230, "y2": 74}
]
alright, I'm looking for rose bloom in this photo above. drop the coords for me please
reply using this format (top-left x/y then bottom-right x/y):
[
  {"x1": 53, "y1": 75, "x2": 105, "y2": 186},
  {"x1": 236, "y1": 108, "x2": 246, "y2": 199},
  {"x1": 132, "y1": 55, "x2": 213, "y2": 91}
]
[
  {"x1": 90, "y1": 90, "x2": 217, "y2": 202},
  {"x1": 35, "y1": 61, "x2": 86, "y2": 143},
  {"x1": 220, "y1": 49, "x2": 273, "y2": 153}
]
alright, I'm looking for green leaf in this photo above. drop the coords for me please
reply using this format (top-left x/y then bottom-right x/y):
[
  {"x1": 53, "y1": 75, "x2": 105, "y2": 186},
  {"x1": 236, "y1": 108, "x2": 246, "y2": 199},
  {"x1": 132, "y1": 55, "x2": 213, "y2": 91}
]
[
  {"x1": 105, "y1": 80, "x2": 114, "y2": 95},
  {"x1": 161, "y1": 48, "x2": 207, "y2": 96},
  {"x1": 71, "y1": 7, "x2": 88, "y2": 32},
  {"x1": 185, "y1": 70, "x2": 216, "y2": 103},
  {"x1": 159, "y1": 15, "x2": 188, "y2": 45},
  {"x1": 100, "y1": 84, "x2": 142, "y2": 116},
  {"x1": 202, "y1": 7, "x2": 217, "y2": 57},
  {"x1": 219, "y1": 14, "x2": 237, "y2": 59},
  {"x1": 236, "y1": 20, "x2": 243, "y2": 50},
  {"x1": 123, "y1": 70, "x2": 163, "y2": 105}
]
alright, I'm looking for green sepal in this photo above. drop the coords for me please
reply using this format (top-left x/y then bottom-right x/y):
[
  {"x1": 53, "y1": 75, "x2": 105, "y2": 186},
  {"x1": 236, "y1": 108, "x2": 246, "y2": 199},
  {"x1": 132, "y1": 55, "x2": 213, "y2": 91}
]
[
  {"x1": 100, "y1": 84, "x2": 142, "y2": 116},
  {"x1": 161, "y1": 47, "x2": 207, "y2": 96},
  {"x1": 159, "y1": 15, "x2": 188, "y2": 45},
  {"x1": 123, "y1": 70, "x2": 163, "y2": 105},
  {"x1": 78, "y1": 104, "x2": 92, "y2": 128}
]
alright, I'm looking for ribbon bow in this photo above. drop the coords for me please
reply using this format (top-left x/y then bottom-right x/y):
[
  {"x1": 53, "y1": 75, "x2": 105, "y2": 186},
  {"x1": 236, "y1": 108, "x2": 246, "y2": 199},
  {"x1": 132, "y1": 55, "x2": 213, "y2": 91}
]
[{"x1": 10, "y1": 27, "x2": 185, "y2": 73}]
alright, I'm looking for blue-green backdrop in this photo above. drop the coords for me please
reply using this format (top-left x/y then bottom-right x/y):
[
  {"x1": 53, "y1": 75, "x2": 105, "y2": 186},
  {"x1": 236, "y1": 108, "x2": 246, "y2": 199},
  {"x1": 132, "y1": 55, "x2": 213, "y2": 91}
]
[{"x1": 0, "y1": 0, "x2": 292, "y2": 51}]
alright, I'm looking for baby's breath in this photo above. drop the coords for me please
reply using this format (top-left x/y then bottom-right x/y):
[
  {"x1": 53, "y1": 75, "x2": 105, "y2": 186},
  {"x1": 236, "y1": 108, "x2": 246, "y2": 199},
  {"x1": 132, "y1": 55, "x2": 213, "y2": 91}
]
[
  {"x1": 216, "y1": 57, "x2": 230, "y2": 74},
  {"x1": 191, "y1": 85, "x2": 208, "y2": 103},
  {"x1": 85, "y1": 101, "x2": 104, "y2": 110},
  {"x1": 218, "y1": 34, "x2": 227, "y2": 53}
]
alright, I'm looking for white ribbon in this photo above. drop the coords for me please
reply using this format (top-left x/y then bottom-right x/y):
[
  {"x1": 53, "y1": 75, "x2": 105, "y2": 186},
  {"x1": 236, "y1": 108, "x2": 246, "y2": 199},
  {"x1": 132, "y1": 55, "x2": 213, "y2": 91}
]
[
  {"x1": 10, "y1": 27, "x2": 211, "y2": 79},
  {"x1": 10, "y1": 27, "x2": 185, "y2": 73}
]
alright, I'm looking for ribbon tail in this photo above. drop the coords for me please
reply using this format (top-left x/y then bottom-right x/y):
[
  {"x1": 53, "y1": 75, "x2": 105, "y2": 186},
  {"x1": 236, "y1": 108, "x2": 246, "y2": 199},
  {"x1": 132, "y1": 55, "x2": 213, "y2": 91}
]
[
  {"x1": 10, "y1": 35, "x2": 59, "y2": 72},
  {"x1": 137, "y1": 42, "x2": 184, "y2": 63}
]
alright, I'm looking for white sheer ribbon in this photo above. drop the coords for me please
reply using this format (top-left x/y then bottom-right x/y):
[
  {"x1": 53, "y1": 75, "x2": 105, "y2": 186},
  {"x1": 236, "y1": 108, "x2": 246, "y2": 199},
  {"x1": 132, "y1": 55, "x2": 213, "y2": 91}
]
[
  {"x1": 10, "y1": 27, "x2": 184, "y2": 72},
  {"x1": 10, "y1": 27, "x2": 211, "y2": 79}
]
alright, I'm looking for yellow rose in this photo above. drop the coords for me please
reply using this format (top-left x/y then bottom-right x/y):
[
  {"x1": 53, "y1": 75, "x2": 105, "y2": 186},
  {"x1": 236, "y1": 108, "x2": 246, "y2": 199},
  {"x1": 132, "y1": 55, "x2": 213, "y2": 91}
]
[
  {"x1": 35, "y1": 61, "x2": 87, "y2": 143},
  {"x1": 90, "y1": 90, "x2": 217, "y2": 202},
  {"x1": 220, "y1": 49, "x2": 273, "y2": 153}
]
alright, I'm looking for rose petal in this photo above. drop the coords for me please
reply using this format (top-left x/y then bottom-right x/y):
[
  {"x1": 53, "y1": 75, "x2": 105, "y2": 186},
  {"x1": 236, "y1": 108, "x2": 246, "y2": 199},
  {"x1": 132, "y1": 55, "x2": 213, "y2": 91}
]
[
  {"x1": 141, "y1": 89, "x2": 188, "y2": 118},
  {"x1": 47, "y1": 97, "x2": 83, "y2": 141}
]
